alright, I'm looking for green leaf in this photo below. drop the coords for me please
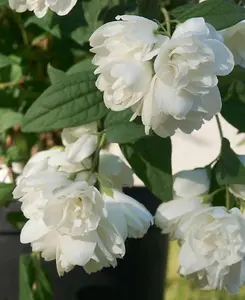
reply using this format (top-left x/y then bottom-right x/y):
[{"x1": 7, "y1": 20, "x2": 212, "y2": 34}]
[
  {"x1": 19, "y1": 254, "x2": 52, "y2": 300},
  {"x1": 171, "y1": 4, "x2": 195, "y2": 17},
  {"x1": 0, "y1": 108, "x2": 23, "y2": 133},
  {"x1": 24, "y1": 1, "x2": 110, "y2": 45},
  {"x1": 83, "y1": 0, "x2": 111, "y2": 31},
  {"x1": 221, "y1": 81, "x2": 245, "y2": 132},
  {"x1": 19, "y1": 255, "x2": 35, "y2": 300},
  {"x1": 47, "y1": 64, "x2": 66, "y2": 84},
  {"x1": 70, "y1": 0, "x2": 122, "y2": 45},
  {"x1": 106, "y1": 122, "x2": 146, "y2": 143},
  {"x1": 121, "y1": 136, "x2": 172, "y2": 201},
  {"x1": 102, "y1": 1, "x2": 138, "y2": 23},
  {"x1": 32, "y1": 259, "x2": 52, "y2": 300},
  {"x1": 55, "y1": 1, "x2": 90, "y2": 45},
  {"x1": 207, "y1": 167, "x2": 226, "y2": 207},
  {"x1": 6, "y1": 146, "x2": 27, "y2": 163},
  {"x1": 7, "y1": 212, "x2": 27, "y2": 230},
  {"x1": 104, "y1": 109, "x2": 146, "y2": 143},
  {"x1": 219, "y1": 65, "x2": 245, "y2": 87},
  {"x1": 214, "y1": 138, "x2": 245, "y2": 185},
  {"x1": 22, "y1": 71, "x2": 108, "y2": 132},
  {"x1": 0, "y1": 54, "x2": 14, "y2": 69},
  {"x1": 80, "y1": 0, "x2": 137, "y2": 40},
  {"x1": 176, "y1": 0, "x2": 245, "y2": 30},
  {"x1": 137, "y1": 0, "x2": 162, "y2": 20},
  {"x1": 104, "y1": 109, "x2": 132, "y2": 128},
  {"x1": 25, "y1": 11, "x2": 61, "y2": 38},
  {"x1": 0, "y1": 0, "x2": 8, "y2": 5},
  {"x1": 24, "y1": 0, "x2": 135, "y2": 46},
  {"x1": 11, "y1": 65, "x2": 23, "y2": 83},
  {"x1": 0, "y1": 182, "x2": 14, "y2": 207},
  {"x1": 67, "y1": 57, "x2": 95, "y2": 74}
]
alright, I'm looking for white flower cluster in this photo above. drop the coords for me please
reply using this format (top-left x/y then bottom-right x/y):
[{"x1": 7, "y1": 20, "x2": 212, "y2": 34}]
[
  {"x1": 8, "y1": 0, "x2": 77, "y2": 17},
  {"x1": 90, "y1": 15, "x2": 235, "y2": 137},
  {"x1": 155, "y1": 168, "x2": 245, "y2": 294},
  {"x1": 13, "y1": 123, "x2": 153, "y2": 276},
  {"x1": 0, "y1": 162, "x2": 23, "y2": 184}
]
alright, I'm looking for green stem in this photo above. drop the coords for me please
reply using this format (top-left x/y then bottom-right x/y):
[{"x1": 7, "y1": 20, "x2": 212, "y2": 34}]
[
  {"x1": 203, "y1": 187, "x2": 225, "y2": 203},
  {"x1": 215, "y1": 114, "x2": 223, "y2": 141},
  {"x1": 86, "y1": 132, "x2": 106, "y2": 185},
  {"x1": 226, "y1": 187, "x2": 230, "y2": 210},
  {"x1": 12, "y1": 11, "x2": 29, "y2": 46},
  {"x1": 161, "y1": 7, "x2": 171, "y2": 36},
  {"x1": 161, "y1": 19, "x2": 180, "y2": 27},
  {"x1": 210, "y1": 187, "x2": 225, "y2": 199},
  {"x1": 0, "y1": 77, "x2": 24, "y2": 89},
  {"x1": 91, "y1": 133, "x2": 105, "y2": 173},
  {"x1": 32, "y1": 252, "x2": 41, "y2": 260},
  {"x1": 215, "y1": 114, "x2": 224, "y2": 159}
]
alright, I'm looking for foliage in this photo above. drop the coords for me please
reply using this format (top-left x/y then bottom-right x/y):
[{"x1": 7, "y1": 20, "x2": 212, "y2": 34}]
[{"x1": 19, "y1": 254, "x2": 52, "y2": 300}]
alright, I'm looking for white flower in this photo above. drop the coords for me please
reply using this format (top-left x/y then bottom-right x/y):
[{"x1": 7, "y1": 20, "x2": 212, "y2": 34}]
[
  {"x1": 11, "y1": 162, "x2": 23, "y2": 174},
  {"x1": 15, "y1": 150, "x2": 152, "y2": 275},
  {"x1": 95, "y1": 59, "x2": 153, "y2": 111},
  {"x1": 229, "y1": 155, "x2": 245, "y2": 200},
  {"x1": 43, "y1": 181, "x2": 126, "y2": 275},
  {"x1": 12, "y1": 149, "x2": 73, "y2": 219},
  {"x1": 48, "y1": 150, "x2": 91, "y2": 173},
  {"x1": 14, "y1": 133, "x2": 153, "y2": 275},
  {"x1": 155, "y1": 168, "x2": 210, "y2": 238},
  {"x1": 61, "y1": 123, "x2": 98, "y2": 163},
  {"x1": 18, "y1": 148, "x2": 90, "y2": 180},
  {"x1": 19, "y1": 180, "x2": 125, "y2": 276},
  {"x1": 141, "y1": 17, "x2": 234, "y2": 137},
  {"x1": 103, "y1": 189, "x2": 153, "y2": 240},
  {"x1": 13, "y1": 170, "x2": 69, "y2": 219},
  {"x1": 90, "y1": 15, "x2": 167, "y2": 112},
  {"x1": 99, "y1": 150, "x2": 152, "y2": 240},
  {"x1": 155, "y1": 198, "x2": 208, "y2": 239},
  {"x1": 179, "y1": 207, "x2": 245, "y2": 294},
  {"x1": 90, "y1": 15, "x2": 164, "y2": 65},
  {"x1": 220, "y1": 21, "x2": 245, "y2": 68},
  {"x1": 19, "y1": 149, "x2": 60, "y2": 179},
  {"x1": 43, "y1": 181, "x2": 105, "y2": 236},
  {"x1": 8, "y1": 0, "x2": 77, "y2": 17},
  {"x1": 99, "y1": 150, "x2": 133, "y2": 190},
  {"x1": 0, "y1": 164, "x2": 12, "y2": 183},
  {"x1": 0, "y1": 162, "x2": 23, "y2": 184}
]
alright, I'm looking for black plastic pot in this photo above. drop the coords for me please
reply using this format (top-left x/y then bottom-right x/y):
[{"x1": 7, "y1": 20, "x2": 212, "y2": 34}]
[{"x1": 0, "y1": 187, "x2": 168, "y2": 300}]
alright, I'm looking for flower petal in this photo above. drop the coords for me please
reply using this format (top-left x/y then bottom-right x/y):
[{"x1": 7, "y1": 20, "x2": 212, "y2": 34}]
[
  {"x1": 65, "y1": 134, "x2": 98, "y2": 162},
  {"x1": 205, "y1": 39, "x2": 234, "y2": 76},
  {"x1": 172, "y1": 17, "x2": 209, "y2": 39},
  {"x1": 173, "y1": 168, "x2": 210, "y2": 198},
  {"x1": 59, "y1": 234, "x2": 97, "y2": 266},
  {"x1": 20, "y1": 218, "x2": 49, "y2": 244},
  {"x1": 154, "y1": 79, "x2": 194, "y2": 119}
]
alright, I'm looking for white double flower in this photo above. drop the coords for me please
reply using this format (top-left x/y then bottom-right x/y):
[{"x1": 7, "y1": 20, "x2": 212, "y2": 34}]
[
  {"x1": 142, "y1": 18, "x2": 234, "y2": 137},
  {"x1": 90, "y1": 15, "x2": 166, "y2": 112},
  {"x1": 90, "y1": 16, "x2": 234, "y2": 137},
  {"x1": 155, "y1": 168, "x2": 245, "y2": 294},
  {"x1": 14, "y1": 124, "x2": 153, "y2": 275}
]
